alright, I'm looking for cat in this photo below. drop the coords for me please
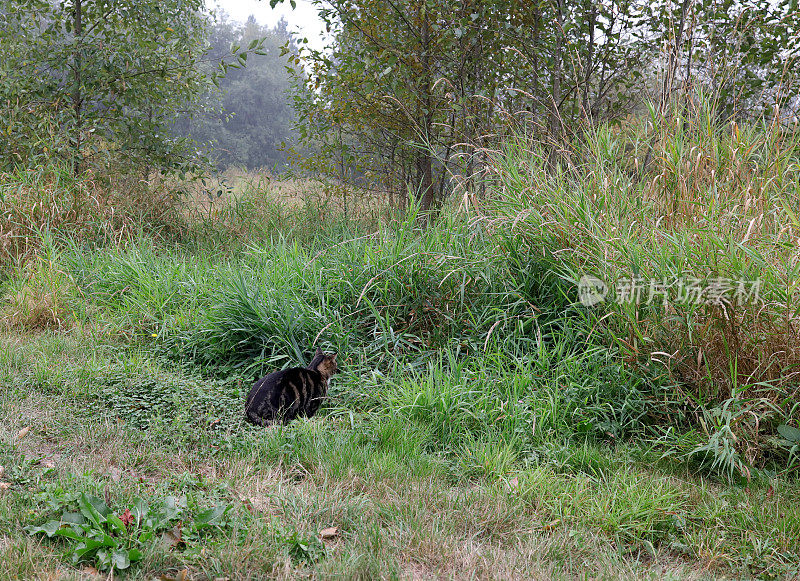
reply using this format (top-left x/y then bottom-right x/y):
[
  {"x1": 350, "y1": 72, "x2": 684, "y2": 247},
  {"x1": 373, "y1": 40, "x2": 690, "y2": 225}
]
[{"x1": 244, "y1": 347, "x2": 338, "y2": 425}]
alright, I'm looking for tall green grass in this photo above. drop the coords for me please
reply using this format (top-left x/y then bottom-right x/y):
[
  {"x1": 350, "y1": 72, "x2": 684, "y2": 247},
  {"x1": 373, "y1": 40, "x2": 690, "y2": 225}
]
[
  {"x1": 488, "y1": 96, "x2": 800, "y2": 476},
  {"x1": 0, "y1": 204, "x2": 658, "y2": 472}
]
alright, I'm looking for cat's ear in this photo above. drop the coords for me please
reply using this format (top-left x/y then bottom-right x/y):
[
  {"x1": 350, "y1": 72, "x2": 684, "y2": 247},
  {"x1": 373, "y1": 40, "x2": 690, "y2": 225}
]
[
  {"x1": 330, "y1": 353, "x2": 337, "y2": 362},
  {"x1": 315, "y1": 346, "x2": 323, "y2": 356}
]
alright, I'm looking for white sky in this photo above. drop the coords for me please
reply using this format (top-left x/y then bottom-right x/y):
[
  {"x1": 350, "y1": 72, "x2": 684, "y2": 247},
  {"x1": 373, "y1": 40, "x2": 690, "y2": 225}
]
[{"x1": 212, "y1": 0, "x2": 326, "y2": 47}]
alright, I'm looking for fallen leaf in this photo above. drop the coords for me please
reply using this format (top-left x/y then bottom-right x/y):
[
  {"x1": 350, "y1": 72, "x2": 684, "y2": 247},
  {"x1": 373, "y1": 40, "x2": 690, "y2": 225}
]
[
  {"x1": 160, "y1": 523, "x2": 183, "y2": 550},
  {"x1": 319, "y1": 526, "x2": 338, "y2": 539},
  {"x1": 82, "y1": 566, "x2": 101, "y2": 578},
  {"x1": 17, "y1": 426, "x2": 30, "y2": 439},
  {"x1": 109, "y1": 466, "x2": 122, "y2": 482},
  {"x1": 159, "y1": 570, "x2": 189, "y2": 581},
  {"x1": 241, "y1": 498, "x2": 255, "y2": 514},
  {"x1": 120, "y1": 508, "x2": 134, "y2": 528},
  {"x1": 0, "y1": 482, "x2": 11, "y2": 491},
  {"x1": 41, "y1": 459, "x2": 55, "y2": 469},
  {"x1": 508, "y1": 476, "x2": 519, "y2": 490},
  {"x1": 0, "y1": 466, "x2": 4, "y2": 479}
]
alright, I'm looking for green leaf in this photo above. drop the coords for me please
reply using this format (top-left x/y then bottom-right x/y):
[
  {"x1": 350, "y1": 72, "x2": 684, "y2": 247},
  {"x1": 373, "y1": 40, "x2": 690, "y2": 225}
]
[
  {"x1": 778, "y1": 424, "x2": 800, "y2": 443},
  {"x1": 164, "y1": 495, "x2": 186, "y2": 520},
  {"x1": 99, "y1": 532, "x2": 118, "y2": 547},
  {"x1": 111, "y1": 549, "x2": 131, "y2": 570},
  {"x1": 95, "y1": 548, "x2": 111, "y2": 569},
  {"x1": 74, "y1": 537, "x2": 105, "y2": 557},
  {"x1": 25, "y1": 521, "x2": 62, "y2": 537},
  {"x1": 78, "y1": 494, "x2": 111, "y2": 527},
  {"x1": 54, "y1": 527, "x2": 87, "y2": 541},
  {"x1": 106, "y1": 512, "x2": 127, "y2": 536},
  {"x1": 194, "y1": 504, "x2": 229, "y2": 529},
  {"x1": 61, "y1": 512, "x2": 85, "y2": 525},
  {"x1": 132, "y1": 499, "x2": 149, "y2": 527}
]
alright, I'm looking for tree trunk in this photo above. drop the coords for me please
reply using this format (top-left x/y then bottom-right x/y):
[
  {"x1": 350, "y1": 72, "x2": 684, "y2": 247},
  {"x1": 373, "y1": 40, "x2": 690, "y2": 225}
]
[
  {"x1": 72, "y1": 0, "x2": 83, "y2": 175},
  {"x1": 418, "y1": 154, "x2": 435, "y2": 213},
  {"x1": 549, "y1": 0, "x2": 565, "y2": 165},
  {"x1": 661, "y1": 0, "x2": 692, "y2": 114}
]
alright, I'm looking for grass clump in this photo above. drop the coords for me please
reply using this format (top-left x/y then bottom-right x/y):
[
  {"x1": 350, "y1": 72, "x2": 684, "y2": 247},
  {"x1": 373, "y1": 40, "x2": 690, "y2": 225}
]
[
  {"x1": 0, "y1": 255, "x2": 78, "y2": 332},
  {"x1": 489, "y1": 96, "x2": 800, "y2": 475}
]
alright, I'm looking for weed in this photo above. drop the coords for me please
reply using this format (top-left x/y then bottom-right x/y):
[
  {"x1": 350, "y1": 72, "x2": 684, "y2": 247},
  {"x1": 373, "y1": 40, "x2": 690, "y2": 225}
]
[{"x1": 25, "y1": 492, "x2": 231, "y2": 572}]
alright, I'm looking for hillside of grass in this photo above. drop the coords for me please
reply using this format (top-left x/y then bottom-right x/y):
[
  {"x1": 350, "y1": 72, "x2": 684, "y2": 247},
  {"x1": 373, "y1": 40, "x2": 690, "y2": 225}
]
[{"x1": 2, "y1": 109, "x2": 800, "y2": 579}]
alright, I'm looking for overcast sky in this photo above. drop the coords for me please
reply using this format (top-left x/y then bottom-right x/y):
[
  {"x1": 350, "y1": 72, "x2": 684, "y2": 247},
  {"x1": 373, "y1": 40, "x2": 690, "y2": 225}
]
[{"x1": 212, "y1": 0, "x2": 326, "y2": 47}]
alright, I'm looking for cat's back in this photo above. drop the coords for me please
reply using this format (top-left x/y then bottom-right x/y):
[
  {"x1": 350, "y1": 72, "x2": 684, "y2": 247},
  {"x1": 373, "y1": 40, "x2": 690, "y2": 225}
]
[
  {"x1": 245, "y1": 348, "x2": 337, "y2": 426},
  {"x1": 246, "y1": 366, "x2": 305, "y2": 405},
  {"x1": 245, "y1": 366, "x2": 318, "y2": 423}
]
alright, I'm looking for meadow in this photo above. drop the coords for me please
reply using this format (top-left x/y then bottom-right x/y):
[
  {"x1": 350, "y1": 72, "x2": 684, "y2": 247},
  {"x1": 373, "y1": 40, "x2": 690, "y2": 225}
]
[{"x1": 1, "y1": 108, "x2": 800, "y2": 579}]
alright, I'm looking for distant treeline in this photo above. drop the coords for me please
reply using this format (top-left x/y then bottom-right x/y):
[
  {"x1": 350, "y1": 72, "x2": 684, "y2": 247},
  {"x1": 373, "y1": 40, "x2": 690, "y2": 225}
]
[{"x1": 172, "y1": 16, "x2": 298, "y2": 172}]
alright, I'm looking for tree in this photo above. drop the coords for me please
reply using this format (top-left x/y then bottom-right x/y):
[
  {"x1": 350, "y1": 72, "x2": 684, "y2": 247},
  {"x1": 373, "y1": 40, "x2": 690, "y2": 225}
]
[
  {"x1": 651, "y1": 0, "x2": 800, "y2": 122},
  {"x1": 172, "y1": 16, "x2": 298, "y2": 170},
  {"x1": 289, "y1": 0, "x2": 656, "y2": 212},
  {"x1": 0, "y1": 0, "x2": 264, "y2": 175}
]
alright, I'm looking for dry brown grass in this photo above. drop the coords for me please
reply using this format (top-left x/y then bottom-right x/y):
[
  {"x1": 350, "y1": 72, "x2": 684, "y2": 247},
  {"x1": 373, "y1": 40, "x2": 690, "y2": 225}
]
[
  {"x1": 177, "y1": 168, "x2": 391, "y2": 238},
  {"x1": 0, "y1": 258, "x2": 78, "y2": 332},
  {"x1": 0, "y1": 165, "x2": 187, "y2": 270}
]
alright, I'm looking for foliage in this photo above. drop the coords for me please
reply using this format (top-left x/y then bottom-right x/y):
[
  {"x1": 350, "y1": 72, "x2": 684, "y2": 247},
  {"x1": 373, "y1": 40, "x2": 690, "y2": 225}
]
[
  {"x1": 281, "y1": 529, "x2": 327, "y2": 564},
  {"x1": 98, "y1": 368, "x2": 244, "y2": 432},
  {"x1": 25, "y1": 492, "x2": 230, "y2": 572},
  {"x1": 4, "y1": 98, "x2": 800, "y2": 477},
  {"x1": 45, "y1": 200, "x2": 661, "y2": 463},
  {"x1": 489, "y1": 94, "x2": 800, "y2": 473},
  {"x1": 290, "y1": 0, "x2": 800, "y2": 212},
  {"x1": 172, "y1": 16, "x2": 298, "y2": 170},
  {"x1": 0, "y1": 0, "x2": 266, "y2": 175},
  {"x1": 651, "y1": 0, "x2": 800, "y2": 121}
]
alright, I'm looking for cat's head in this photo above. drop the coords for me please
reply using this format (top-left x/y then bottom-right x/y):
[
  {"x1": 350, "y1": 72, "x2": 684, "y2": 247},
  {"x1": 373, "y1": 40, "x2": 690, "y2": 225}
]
[{"x1": 310, "y1": 346, "x2": 338, "y2": 377}]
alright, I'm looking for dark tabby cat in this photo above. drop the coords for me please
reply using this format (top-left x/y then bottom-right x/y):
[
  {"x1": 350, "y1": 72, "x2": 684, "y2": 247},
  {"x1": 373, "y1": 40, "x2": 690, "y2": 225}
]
[{"x1": 245, "y1": 347, "x2": 338, "y2": 425}]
